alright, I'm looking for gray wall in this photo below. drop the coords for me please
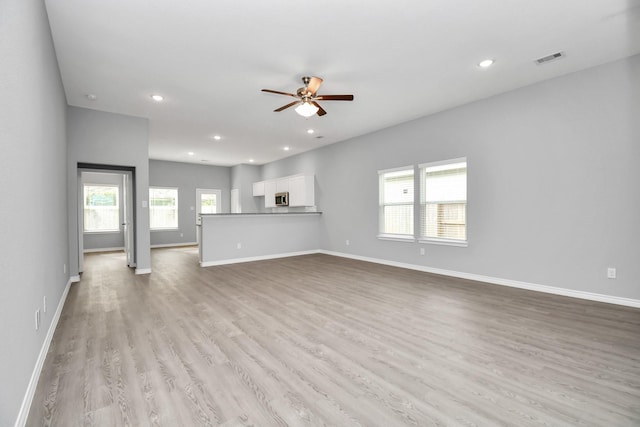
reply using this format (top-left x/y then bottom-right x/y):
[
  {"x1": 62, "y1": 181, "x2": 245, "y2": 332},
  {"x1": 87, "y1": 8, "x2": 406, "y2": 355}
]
[
  {"x1": 67, "y1": 107, "x2": 150, "y2": 274},
  {"x1": 81, "y1": 172, "x2": 125, "y2": 250},
  {"x1": 149, "y1": 160, "x2": 231, "y2": 245},
  {"x1": 0, "y1": 0, "x2": 69, "y2": 424},
  {"x1": 230, "y1": 164, "x2": 263, "y2": 213},
  {"x1": 260, "y1": 55, "x2": 640, "y2": 300}
]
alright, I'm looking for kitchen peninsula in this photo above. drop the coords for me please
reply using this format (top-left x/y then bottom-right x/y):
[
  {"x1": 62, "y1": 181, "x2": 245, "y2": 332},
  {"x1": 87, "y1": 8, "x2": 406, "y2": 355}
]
[{"x1": 198, "y1": 212, "x2": 322, "y2": 267}]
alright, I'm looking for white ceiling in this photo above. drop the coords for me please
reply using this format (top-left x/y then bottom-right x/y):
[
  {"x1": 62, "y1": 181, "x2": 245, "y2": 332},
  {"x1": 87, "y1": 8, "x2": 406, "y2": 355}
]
[{"x1": 45, "y1": 0, "x2": 640, "y2": 167}]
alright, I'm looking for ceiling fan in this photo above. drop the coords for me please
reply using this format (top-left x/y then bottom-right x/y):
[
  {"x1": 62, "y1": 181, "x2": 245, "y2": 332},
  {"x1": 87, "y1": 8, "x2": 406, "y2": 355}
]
[{"x1": 262, "y1": 76, "x2": 354, "y2": 117}]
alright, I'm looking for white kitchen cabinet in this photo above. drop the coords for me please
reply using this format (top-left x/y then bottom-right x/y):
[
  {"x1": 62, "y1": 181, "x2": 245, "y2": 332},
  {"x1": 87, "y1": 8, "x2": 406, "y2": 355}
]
[
  {"x1": 288, "y1": 175, "x2": 315, "y2": 207},
  {"x1": 252, "y1": 181, "x2": 265, "y2": 196},
  {"x1": 256, "y1": 175, "x2": 315, "y2": 208},
  {"x1": 264, "y1": 180, "x2": 277, "y2": 208}
]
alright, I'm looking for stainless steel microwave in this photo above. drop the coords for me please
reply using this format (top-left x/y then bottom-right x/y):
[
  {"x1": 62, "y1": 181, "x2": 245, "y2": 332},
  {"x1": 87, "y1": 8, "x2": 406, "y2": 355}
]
[{"x1": 275, "y1": 192, "x2": 289, "y2": 206}]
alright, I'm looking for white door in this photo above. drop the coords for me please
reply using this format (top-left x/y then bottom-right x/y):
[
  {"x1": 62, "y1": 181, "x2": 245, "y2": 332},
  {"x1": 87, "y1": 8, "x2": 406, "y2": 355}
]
[
  {"x1": 196, "y1": 189, "x2": 221, "y2": 242},
  {"x1": 231, "y1": 188, "x2": 241, "y2": 213},
  {"x1": 123, "y1": 172, "x2": 135, "y2": 267}
]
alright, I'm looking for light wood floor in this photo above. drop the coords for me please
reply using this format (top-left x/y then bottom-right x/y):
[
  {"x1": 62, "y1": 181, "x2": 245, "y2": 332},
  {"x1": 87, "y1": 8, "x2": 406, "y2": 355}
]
[{"x1": 27, "y1": 249, "x2": 640, "y2": 426}]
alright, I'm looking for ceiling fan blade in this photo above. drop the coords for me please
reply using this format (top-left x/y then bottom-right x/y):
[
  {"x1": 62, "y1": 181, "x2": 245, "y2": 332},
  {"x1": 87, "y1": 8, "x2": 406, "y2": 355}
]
[
  {"x1": 261, "y1": 89, "x2": 298, "y2": 98},
  {"x1": 274, "y1": 100, "x2": 300, "y2": 112},
  {"x1": 311, "y1": 101, "x2": 327, "y2": 116},
  {"x1": 306, "y1": 76, "x2": 323, "y2": 96},
  {"x1": 315, "y1": 94, "x2": 354, "y2": 101}
]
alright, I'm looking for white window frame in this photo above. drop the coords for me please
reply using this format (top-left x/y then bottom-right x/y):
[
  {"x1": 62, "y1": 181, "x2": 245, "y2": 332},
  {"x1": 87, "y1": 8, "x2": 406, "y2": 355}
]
[
  {"x1": 378, "y1": 165, "x2": 416, "y2": 242},
  {"x1": 83, "y1": 183, "x2": 120, "y2": 233},
  {"x1": 419, "y1": 157, "x2": 468, "y2": 247},
  {"x1": 149, "y1": 187, "x2": 179, "y2": 231}
]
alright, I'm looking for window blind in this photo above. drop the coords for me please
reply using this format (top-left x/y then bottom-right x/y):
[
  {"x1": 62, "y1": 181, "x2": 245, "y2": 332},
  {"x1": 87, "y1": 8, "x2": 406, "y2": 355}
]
[
  {"x1": 379, "y1": 168, "x2": 414, "y2": 236},
  {"x1": 84, "y1": 184, "x2": 119, "y2": 232},
  {"x1": 149, "y1": 187, "x2": 179, "y2": 229},
  {"x1": 420, "y1": 160, "x2": 467, "y2": 241}
]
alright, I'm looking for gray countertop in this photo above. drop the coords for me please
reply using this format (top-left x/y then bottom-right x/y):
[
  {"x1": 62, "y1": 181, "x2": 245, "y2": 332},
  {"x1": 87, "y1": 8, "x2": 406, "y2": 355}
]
[{"x1": 199, "y1": 212, "x2": 322, "y2": 216}]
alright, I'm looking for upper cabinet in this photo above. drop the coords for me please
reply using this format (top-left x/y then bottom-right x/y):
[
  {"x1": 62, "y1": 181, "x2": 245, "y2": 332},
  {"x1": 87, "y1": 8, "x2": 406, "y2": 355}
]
[
  {"x1": 264, "y1": 180, "x2": 277, "y2": 208},
  {"x1": 252, "y1": 181, "x2": 265, "y2": 196},
  {"x1": 254, "y1": 174, "x2": 315, "y2": 208},
  {"x1": 289, "y1": 175, "x2": 315, "y2": 207}
]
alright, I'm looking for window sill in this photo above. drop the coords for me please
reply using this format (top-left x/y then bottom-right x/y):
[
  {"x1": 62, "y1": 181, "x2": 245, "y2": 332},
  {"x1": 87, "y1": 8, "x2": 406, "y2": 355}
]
[
  {"x1": 377, "y1": 234, "x2": 416, "y2": 243},
  {"x1": 418, "y1": 238, "x2": 468, "y2": 247},
  {"x1": 84, "y1": 230, "x2": 121, "y2": 234}
]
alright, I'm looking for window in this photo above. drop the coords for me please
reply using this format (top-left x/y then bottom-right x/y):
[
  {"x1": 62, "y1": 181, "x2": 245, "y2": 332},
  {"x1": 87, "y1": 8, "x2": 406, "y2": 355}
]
[
  {"x1": 83, "y1": 184, "x2": 120, "y2": 232},
  {"x1": 379, "y1": 167, "x2": 414, "y2": 238},
  {"x1": 420, "y1": 158, "x2": 467, "y2": 244},
  {"x1": 149, "y1": 187, "x2": 178, "y2": 230},
  {"x1": 200, "y1": 193, "x2": 218, "y2": 214}
]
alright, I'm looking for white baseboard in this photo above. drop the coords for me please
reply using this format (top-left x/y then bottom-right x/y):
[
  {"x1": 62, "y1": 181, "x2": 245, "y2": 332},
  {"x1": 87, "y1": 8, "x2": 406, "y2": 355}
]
[
  {"x1": 135, "y1": 268, "x2": 152, "y2": 275},
  {"x1": 82, "y1": 247, "x2": 124, "y2": 253},
  {"x1": 200, "y1": 250, "x2": 319, "y2": 267},
  {"x1": 14, "y1": 277, "x2": 73, "y2": 427},
  {"x1": 151, "y1": 242, "x2": 198, "y2": 248},
  {"x1": 70, "y1": 275, "x2": 80, "y2": 283},
  {"x1": 319, "y1": 250, "x2": 640, "y2": 308}
]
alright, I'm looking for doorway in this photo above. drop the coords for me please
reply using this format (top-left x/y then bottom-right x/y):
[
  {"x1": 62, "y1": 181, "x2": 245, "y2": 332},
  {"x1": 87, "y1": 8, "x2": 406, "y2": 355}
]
[
  {"x1": 195, "y1": 188, "x2": 221, "y2": 243},
  {"x1": 77, "y1": 163, "x2": 136, "y2": 272}
]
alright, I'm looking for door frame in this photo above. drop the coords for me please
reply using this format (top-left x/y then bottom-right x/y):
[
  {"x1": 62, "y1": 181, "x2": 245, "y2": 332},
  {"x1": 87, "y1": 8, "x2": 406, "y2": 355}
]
[
  {"x1": 122, "y1": 172, "x2": 135, "y2": 267},
  {"x1": 195, "y1": 188, "x2": 222, "y2": 243},
  {"x1": 77, "y1": 163, "x2": 137, "y2": 269}
]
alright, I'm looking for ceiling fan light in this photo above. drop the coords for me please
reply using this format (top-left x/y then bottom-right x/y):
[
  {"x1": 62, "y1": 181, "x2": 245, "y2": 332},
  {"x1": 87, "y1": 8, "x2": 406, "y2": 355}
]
[{"x1": 295, "y1": 101, "x2": 319, "y2": 117}]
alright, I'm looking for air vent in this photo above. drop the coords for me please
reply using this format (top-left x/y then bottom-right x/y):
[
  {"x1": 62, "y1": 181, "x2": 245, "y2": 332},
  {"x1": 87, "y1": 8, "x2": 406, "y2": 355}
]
[{"x1": 534, "y1": 51, "x2": 566, "y2": 65}]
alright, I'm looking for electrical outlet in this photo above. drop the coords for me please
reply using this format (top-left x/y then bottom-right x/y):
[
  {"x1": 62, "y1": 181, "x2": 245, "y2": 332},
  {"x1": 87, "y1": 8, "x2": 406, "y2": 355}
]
[
  {"x1": 607, "y1": 267, "x2": 617, "y2": 279},
  {"x1": 35, "y1": 309, "x2": 40, "y2": 331},
  {"x1": 43, "y1": 296, "x2": 47, "y2": 313},
  {"x1": 237, "y1": 242, "x2": 242, "y2": 249},
  {"x1": 63, "y1": 263, "x2": 66, "y2": 274},
  {"x1": 420, "y1": 247, "x2": 425, "y2": 256},
  {"x1": 180, "y1": 233, "x2": 184, "y2": 237},
  {"x1": 346, "y1": 240, "x2": 350, "y2": 246}
]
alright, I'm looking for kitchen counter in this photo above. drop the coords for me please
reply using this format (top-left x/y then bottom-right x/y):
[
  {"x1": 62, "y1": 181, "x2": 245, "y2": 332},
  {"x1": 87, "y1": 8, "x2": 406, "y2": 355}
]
[
  {"x1": 199, "y1": 212, "x2": 322, "y2": 216},
  {"x1": 198, "y1": 212, "x2": 322, "y2": 266}
]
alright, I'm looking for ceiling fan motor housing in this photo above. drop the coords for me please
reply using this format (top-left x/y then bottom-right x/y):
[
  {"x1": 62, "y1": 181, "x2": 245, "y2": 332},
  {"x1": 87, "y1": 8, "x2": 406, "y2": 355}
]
[{"x1": 261, "y1": 75, "x2": 353, "y2": 117}]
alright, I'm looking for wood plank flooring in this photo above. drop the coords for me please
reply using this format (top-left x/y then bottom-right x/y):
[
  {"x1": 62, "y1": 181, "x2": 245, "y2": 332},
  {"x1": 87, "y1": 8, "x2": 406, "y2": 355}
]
[{"x1": 27, "y1": 249, "x2": 640, "y2": 426}]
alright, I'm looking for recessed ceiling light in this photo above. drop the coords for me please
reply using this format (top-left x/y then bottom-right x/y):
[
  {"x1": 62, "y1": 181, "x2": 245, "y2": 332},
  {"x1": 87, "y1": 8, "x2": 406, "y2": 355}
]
[
  {"x1": 249, "y1": 159, "x2": 254, "y2": 163},
  {"x1": 212, "y1": 135, "x2": 222, "y2": 140},
  {"x1": 150, "y1": 94, "x2": 164, "y2": 102},
  {"x1": 478, "y1": 59, "x2": 495, "y2": 68},
  {"x1": 86, "y1": 94, "x2": 97, "y2": 101},
  {"x1": 188, "y1": 151, "x2": 194, "y2": 156},
  {"x1": 307, "y1": 129, "x2": 315, "y2": 134},
  {"x1": 283, "y1": 146, "x2": 290, "y2": 151}
]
